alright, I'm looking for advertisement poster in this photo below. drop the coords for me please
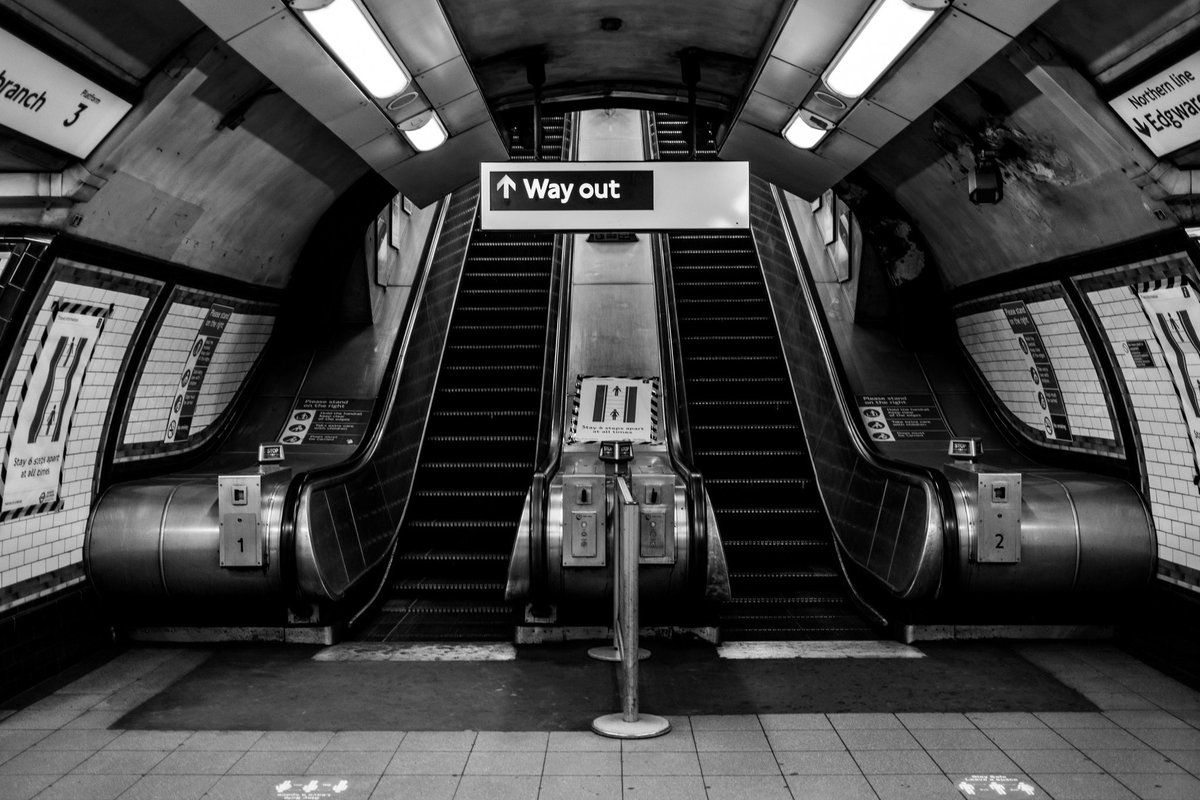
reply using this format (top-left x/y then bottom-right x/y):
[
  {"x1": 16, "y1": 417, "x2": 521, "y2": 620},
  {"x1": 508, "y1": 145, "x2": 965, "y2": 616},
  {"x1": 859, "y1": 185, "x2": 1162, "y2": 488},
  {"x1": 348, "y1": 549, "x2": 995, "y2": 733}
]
[
  {"x1": 1136, "y1": 281, "x2": 1200, "y2": 468},
  {"x1": 164, "y1": 303, "x2": 233, "y2": 442},
  {"x1": 1000, "y1": 301, "x2": 1072, "y2": 441},
  {"x1": 1, "y1": 301, "x2": 107, "y2": 518},
  {"x1": 569, "y1": 376, "x2": 658, "y2": 444}
]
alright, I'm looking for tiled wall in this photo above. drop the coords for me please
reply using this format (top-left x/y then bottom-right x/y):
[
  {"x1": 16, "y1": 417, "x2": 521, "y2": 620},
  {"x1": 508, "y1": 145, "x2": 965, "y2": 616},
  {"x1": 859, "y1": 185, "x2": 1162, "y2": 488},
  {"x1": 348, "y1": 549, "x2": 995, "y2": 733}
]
[
  {"x1": 0, "y1": 262, "x2": 158, "y2": 594},
  {"x1": 955, "y1": 287, "x2": 1118, "y2": 456},
  {"x1": 117, "y1": 289, "x2": 275, "y2": 461},
  {"x1": 1077, "y1": 255, "x2": 1200, "y2": 586}
]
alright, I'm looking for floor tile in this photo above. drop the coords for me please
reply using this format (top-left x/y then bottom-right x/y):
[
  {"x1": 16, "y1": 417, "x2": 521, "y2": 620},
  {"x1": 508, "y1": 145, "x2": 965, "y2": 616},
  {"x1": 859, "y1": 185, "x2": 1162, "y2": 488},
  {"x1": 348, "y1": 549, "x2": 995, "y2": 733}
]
[
  {"x1": 697, "y1": 750, "x2": 782, "y2": 776},
  {"x1": 1109, "y1": 771, "x2": 1200, "y2": 800},
  {"x1": 452, "y1": 774, "x2": 540, "y2": 800},
  {"x1": 0, "y1": 773, "x2": 56, "y2": 800},
  {"x1": 535, "y1": 775, "x2": 622, "y2": 800},
  {"x1": 765, "y1": 729, "x2": 845, "y2": 751},
  {"x1": 688, "y1": 714, "x2": 761, "y2": 731},
  {"x1": 72, "y1": 749, "x2": 169, "y2": 775},
  {"x1": 473, "y1": 731, "x2": 548, "y2": 751},
  {"x1": 369, "y1": 775, "x2": 459, "y2": 800},
  {"x1": 104, "y1": 730, "x2": 191, "y2": 750},
  {"x1": 1036, "y1": 712, "x2": 1119, "y2": 729},
  {"x1": 828, "y1": 713, "x2": 903, "y2": 731},
  {"x1": 31, "y1": 729, "x2": 121, "y2": 750},
  {"x1": 227, "y1": 750, "x2": 318, "y2": 775},
  {"x1": 0, "y1": 748, "x2": 91, "y2": 774},
  {"x1": 909, "y1": 728, "x2": 993, "y2": 750},
  {"x1": 1131, "y1": 727, "x2": 1200, "y2": 750},
  {"x1": 622, "y1": 750, "x2": 701, "y2": 775},
  {"x1": 1005, "y1": 747, "x2": 1103, "y2": 772},
  {"x1": 1028, "y1": 771, "x2": 1137, "y2": 799},
  {"x1": 692, "y1": 730, "x2": 770, "y2": 751},
  {"x1": 204, "y1": 775, "x2": 303, "y2": 800},
  {"x1": 759, "y1": 713, "x2": 834, "y2": 731},
  {"x1": 62, "y1": 711, "x2": 126, "y2": 730},
  {"x1": 1088, "y1": 748, "x2": 1185, "y2": 774},
  {"x1": 325, "y1": 731, "x2": 405, "y2": 752},
  {"x1": 463, "y1": 750, "x2": 545, "y2": 775},
  {"x1": 116, "y1": 773, "x2": 219, "y2": 800},
  {"x1": 703, "y1": 775, "x2": 791, "y2": 800},
  {"x1": 0, "y1": 729, "x2": 52, "y2": 750},
  {"x1": 148, "y1": 748, "x2": 242, "y2": 774},
  {"x1": 838, "y1": 729, "x2": 920, "y2": 750},
  {"x1": 179, "y1": 730, "x2": 264, "y2": 751},
  {"x1": 851, "y1": 749, "x2": 940, "y2": 775},
  {"x1": 1162, "y1": 748, "x2": 1200, "y2": 773},
  {"x1": 1058, "y1": 726, "x2": 1149, "y2": 750},
  {"x1": 774, "y1": 750, "x2": 862, "y2": 776},
  {"x1": 620, "y1": 775, "x2": 707, "y2": 800},
  {"x1": 866, "y1": 774, "x2": 963, "y2": 800},
  {"x1": 307, "y1": 749, "x2": 394, "y2": 774},
  {"x1": 36, "y1": 772, "x2": 139, "y2": 800},
  {"x1": 399, "y1": 731, "x2": 477, "y2": 751},
  {"x1": 785, "y1": 773, "x2": 875, "y2": 799},
  {"x1": 385, "y1": 751, "x2": 468, "y2": 775},
  {"x1": 1103, "y1": 710, "x2": 1190, "y2": 729},
  {"x1": 983, "y1": 728, "x2": 1073, "y2": 750},
  {"x1": 620, "y1": 730, "x2": 695, "y2": 752},
  {"x1": 966, "y1": 712, "x2": 1047, "y2": 730},
  {"x1": 541, "y1": 750, "x2": 621, "y2": 775},
  {"x1": 547, "y1": 732, "x2": 620, "y2": 752},
  {"x1": 250, "y1": 731, "x2": 334, "y2": 751},
  {"x1": 925, "y1": 748, "x2": 1018, "y2": 774},
  {"x1": 895, "y1": 713, "x2": 973, "y2": 729}
]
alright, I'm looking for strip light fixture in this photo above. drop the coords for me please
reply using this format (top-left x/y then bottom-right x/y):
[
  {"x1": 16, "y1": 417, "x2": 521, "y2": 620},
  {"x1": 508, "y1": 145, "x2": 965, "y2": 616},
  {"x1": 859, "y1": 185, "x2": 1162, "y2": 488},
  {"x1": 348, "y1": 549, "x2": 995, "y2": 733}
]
[
  {"x1": 292, "y1": 0, "x2": 410, "y2": 98},
  {"x1": 824, "y1": 0, "x2": 944, "y2": 99},
  {"x1": 781, "y1": 0, "x2": 946, "y2": 150}
]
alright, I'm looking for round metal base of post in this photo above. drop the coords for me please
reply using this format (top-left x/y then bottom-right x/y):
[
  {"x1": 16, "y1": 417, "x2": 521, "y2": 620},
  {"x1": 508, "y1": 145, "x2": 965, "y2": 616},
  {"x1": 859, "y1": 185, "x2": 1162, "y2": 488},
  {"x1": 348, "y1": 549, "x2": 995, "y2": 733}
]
[
  {"x1": 587, "y1": 646, "x2": 650, "y2": 662},
  {"x1": 591, "y1": 713, "x2": 671, "y2": 739}
]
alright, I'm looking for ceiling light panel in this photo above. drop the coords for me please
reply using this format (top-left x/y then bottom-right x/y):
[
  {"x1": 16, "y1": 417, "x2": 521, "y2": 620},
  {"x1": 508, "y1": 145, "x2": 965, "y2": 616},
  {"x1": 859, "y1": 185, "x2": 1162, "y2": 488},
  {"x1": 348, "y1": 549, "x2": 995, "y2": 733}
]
[
  {"x1": 295, "y1": 0, "x2": 410, "y2": 98},
  {"x1": 824, "y1": 0, "x2": 944, "y2": 99}
]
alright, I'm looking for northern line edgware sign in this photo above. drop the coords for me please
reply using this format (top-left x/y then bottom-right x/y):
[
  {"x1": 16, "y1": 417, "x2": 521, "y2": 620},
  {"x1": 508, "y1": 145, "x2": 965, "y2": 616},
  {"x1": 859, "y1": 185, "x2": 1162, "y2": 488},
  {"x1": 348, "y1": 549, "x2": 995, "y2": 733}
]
[
  {"x1": 1107, "y1": 50, "x2": 1200, "y2": 158},
  {"x1": 0, "y1": 27, "x2": 132, "y2": 159}
]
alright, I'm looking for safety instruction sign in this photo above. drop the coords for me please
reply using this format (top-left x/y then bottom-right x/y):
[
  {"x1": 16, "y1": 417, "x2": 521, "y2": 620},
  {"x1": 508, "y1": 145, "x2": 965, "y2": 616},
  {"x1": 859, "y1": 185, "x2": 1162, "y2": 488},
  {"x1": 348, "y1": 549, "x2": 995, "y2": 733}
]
[
  {"x1": 1107, "y1": 49, "x2": 1200, "y2": 157},
  {"x1": 955, "y1": 774, "x2": 1039, "y2": 796},
  {"x1": 1001, "y1": 301, "x2": 1072, "y2": 441},
  {"x1": 569, "y1": 376, "x2": 658, "y2": 444},
  {"x1": 280, "y1": 397, "x2": 373, "y2": 446},
  {"x1": 164, "y1": 303, "x2": 233, "y2": 443},
  {"x1": 1, "y1": 301, "x2": 108, "y2": 519},
  {"x1": 856, "y1": 394, "x2": 949, "y2": 441}
]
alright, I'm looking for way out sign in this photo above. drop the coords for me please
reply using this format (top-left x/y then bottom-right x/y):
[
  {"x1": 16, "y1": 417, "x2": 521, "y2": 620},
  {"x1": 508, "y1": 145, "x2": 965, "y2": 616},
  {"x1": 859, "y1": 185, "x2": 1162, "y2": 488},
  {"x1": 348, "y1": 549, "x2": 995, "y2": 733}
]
[
  {"x1": 480, "y1": 161, "x2": 749, "y2": 231},
  {"x1": 1108, "y1": 49, "x2": 1200, "y2": 157}
]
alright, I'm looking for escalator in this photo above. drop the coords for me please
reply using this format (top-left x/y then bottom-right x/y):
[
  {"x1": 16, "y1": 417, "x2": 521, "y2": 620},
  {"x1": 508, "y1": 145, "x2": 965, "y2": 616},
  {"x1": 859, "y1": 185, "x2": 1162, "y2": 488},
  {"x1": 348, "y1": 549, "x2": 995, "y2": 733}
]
[
  {"x1": 655, "y1": 112, "x2": 875, "y2": 640},
  {"x1": 357, "y1": 118, "x2": 564, "y2": 641}
]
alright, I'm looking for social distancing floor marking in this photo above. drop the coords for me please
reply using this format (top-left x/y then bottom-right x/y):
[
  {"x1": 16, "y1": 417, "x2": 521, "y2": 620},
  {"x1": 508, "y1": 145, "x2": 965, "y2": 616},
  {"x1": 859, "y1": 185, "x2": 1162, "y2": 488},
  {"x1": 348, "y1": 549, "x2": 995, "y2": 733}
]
[
  {"x1": 716, "y1": 641, "x2": 925, "y2": 659},
  {"x1": 313, "y1": 642, "x2": 517, "y2": 662}
]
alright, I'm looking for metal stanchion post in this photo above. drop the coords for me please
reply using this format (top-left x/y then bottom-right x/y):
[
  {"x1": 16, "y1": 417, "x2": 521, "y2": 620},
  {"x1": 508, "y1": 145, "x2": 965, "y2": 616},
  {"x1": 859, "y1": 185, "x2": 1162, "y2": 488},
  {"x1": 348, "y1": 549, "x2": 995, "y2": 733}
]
[
  {"x1": 591, "y1": 443, "x2": 670, "y2": 740},
  {"x1": 589, "y1": 441, "x2": 649, "y2": 663}
]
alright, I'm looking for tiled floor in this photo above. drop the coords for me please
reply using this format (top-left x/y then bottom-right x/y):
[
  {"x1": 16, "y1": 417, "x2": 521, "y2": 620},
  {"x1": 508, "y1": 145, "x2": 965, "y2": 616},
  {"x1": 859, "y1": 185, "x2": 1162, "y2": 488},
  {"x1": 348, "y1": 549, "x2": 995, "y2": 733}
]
[{"x1": 1, "y1": 642, "x2": 1199, "y2": 799}]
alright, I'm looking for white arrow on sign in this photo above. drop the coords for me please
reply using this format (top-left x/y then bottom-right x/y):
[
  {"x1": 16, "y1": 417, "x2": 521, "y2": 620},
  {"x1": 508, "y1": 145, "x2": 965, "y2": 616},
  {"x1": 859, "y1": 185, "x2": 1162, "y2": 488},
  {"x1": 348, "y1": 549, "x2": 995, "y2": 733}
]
[{"x1": 496, "y1": 174, "x2": 516, "y2": 199}]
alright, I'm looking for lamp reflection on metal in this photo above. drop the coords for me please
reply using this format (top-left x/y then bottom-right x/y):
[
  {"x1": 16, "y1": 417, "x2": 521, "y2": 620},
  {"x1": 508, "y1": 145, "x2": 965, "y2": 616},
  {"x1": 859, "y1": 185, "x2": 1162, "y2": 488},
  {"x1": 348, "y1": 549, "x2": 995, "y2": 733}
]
[
  {"x1": 401, "y1": 113, "x2": 448, "y2": 152},
  {"x1": 782, "y1": 110, "x2": 831, "y2": 150},
  {"x1": 824, "y1": 0, "x2": 944, "y2": 99},
  {"x1": 292, "y1": 0, "x2": 410, "y2": 99}
]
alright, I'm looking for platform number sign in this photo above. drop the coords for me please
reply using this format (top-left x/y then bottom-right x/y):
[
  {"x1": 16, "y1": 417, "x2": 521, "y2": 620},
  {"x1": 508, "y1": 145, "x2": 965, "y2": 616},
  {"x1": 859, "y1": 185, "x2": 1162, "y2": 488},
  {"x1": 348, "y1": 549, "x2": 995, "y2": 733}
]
[{"x1": 0, "y1": 27, "x2": 133, "y2": 158}]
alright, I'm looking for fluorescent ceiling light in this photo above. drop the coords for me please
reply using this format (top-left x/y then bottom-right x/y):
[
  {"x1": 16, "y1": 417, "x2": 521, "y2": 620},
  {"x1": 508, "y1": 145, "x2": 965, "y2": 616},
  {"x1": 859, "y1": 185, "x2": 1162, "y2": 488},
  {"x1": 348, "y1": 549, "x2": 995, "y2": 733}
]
[
  {"x1": 297, "y1": 0, "x2": 410, "y2": 98},
  {"x1": 825, "y1": 0, "x2": 940, "y2": 99},
  {"x1": 783, "y1": 111, "x2": 830, "y2": 150},
  {"x1": 402, "y1": 114, "x2": 448, "y2": 152}
]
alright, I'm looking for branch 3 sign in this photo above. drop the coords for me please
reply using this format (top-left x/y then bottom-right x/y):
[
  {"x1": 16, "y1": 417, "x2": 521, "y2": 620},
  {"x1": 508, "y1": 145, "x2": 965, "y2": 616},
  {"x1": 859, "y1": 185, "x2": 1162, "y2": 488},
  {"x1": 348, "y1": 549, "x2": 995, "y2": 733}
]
[{"x1": 1108, "y1": 50, "x2": 1200, "y2": 157}]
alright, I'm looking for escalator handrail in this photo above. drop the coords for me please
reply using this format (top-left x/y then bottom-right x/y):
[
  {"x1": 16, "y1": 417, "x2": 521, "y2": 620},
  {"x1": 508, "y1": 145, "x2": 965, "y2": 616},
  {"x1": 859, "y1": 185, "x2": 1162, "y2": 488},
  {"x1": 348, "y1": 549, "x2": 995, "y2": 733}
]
[
  {"x1": 528, "y1": 112, "x2": 577, "y2": 611},
  {"x1": 766, "y1": 182, "x2": 955, "y2": 600},
  {"x1": 644, "y1": 109, "x2": 709, "y2": 602},
  {"x1": 279, "y1": 194, "x2": 453, "y2": 600}
]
